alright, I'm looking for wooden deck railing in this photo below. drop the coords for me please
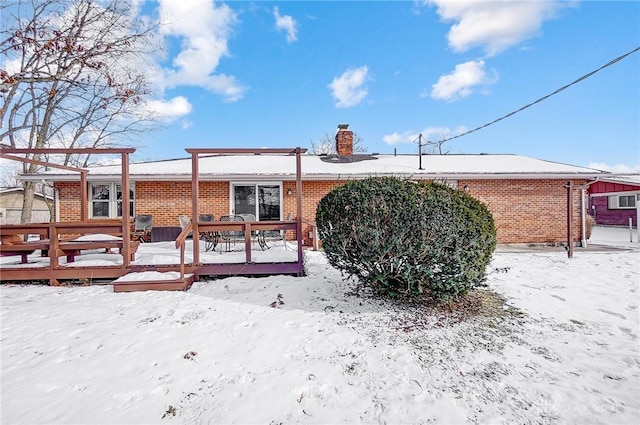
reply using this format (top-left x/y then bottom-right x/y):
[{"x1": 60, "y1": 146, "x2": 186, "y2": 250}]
[
  {"x1": 174, "y1": 218, "x2": 300, "y2": 274},
  {"x1": 1, "y1": 218, "x2": 307, "y2": 286},
  {"x1": 174, "y1": 220, "x2": 192, "y2": 280},
  {"x1": 0, "y1": 220, "x2": 134, "y2": 285}
]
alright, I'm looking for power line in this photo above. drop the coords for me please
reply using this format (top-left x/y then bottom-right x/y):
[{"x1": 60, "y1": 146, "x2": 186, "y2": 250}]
[{"x1": 431, "y1": 45, "x2": 640, "y2": 145}]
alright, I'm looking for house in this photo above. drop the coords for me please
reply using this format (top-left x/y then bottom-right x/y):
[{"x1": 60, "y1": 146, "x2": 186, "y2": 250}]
[
  {"x1": 0, "y1": 187, "x2": 51, "y2": 225},
  {"x1": 23, "y1": 125, "x2": 608, "y2": 245},
  {"x1": 588, "y1": 175, "x2": 640, "y2": 226}
]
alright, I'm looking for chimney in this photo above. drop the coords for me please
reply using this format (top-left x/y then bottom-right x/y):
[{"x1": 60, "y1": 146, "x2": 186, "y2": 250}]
[{"x1": 335, "y1": 124, "x2": 353, "y2": 156}]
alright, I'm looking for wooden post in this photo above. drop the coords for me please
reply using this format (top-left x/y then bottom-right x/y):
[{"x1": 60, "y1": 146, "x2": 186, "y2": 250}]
[
  {"x1": 296, "y1": 147, "x2": 303, "y2": 274},
  {"x1": 567, "y1": 181, "x2": 574, "y2": 258},
  {"x1": 636, "y1": 194, "x2": 640, "y2": 243},
  {"x1": 80, "y1": 171, "x2": 88, "y2": 221},
  {"x1": 49, "y1": 222, "x2": 59, "y2": 269},
  {"x1": 191, "y1": 153, "x2": 200, "y2": 265},
  {"x1": 245, "y1": 222, "x2": 252, "y2": 263},
  {"x1": 121, "y1": 153, "x2": 130, "y2": 267},
  {"x1": 580, "y1": 188, "x2": 587, "y2": 248}
]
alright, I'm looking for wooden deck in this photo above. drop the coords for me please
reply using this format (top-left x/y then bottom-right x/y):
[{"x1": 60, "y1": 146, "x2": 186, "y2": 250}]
[
  {"x1": 113, "y1": 275, "x2": 195, "y2": 292},
  {"x1": 1, "y1": 219, "x2": 308, "y2": 291},
  {"x1": 0, "y1": 146, "x2": 309, "y2": 291}
]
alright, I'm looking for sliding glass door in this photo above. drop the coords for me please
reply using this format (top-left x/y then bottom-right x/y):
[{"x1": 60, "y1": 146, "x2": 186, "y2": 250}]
[{"x1": 232, "y1": 183, "x2": 281, "y2": 221}]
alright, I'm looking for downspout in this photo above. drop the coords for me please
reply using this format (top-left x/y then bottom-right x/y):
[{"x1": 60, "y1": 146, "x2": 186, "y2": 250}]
[
  {"x1": 580, "y1": 188, "x2": 587, "y2": 248},
  {"x1": 636, "y1": 193, "x2": 639, "y2": 243},
  {"x1": 54, "y1": 185, "x2": 60, "y2": 222},
  {"x1": 566, "y1": 181, "x2": 574, "y2": 258},
  {"x1": 580, "y1": 178, "x2": 600, "y2": 249}
]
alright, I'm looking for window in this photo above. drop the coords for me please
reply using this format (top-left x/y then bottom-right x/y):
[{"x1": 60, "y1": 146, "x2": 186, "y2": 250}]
[
  {"x1": 89, "y1": 183, "x2": 135, "y2": 218},
  {"x1": 608, "y1": 194, "x2": 637, "y2": 210},
  {"x1": 231, "y1": 183, "x2": 281, "y2": 220}
]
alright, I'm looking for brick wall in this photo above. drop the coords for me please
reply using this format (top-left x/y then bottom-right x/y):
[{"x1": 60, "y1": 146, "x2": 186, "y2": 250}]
[
  {"x1": 282, "y1": 181, "x2": 343, "y2": 222},
  {"x1": 56, "y1": 178, "x2": 589, "y2": 244},
  {"x1": 134, "y1": 181, "x2": 230, "y2": 227},
  {"x1": 459, "y1": 179, "x2": 588, "y2": 243},
  {"x1": 56, "y1": 181, "x2": 230, "y2": 227},
  {"x1": 57, "y1": 181, "x2": 82, "y2": 221}
]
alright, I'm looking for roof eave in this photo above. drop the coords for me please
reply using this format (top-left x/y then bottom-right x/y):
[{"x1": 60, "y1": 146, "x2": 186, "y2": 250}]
[{"x1": 20, "y1": 171, "x2": 607, "y2": 182}]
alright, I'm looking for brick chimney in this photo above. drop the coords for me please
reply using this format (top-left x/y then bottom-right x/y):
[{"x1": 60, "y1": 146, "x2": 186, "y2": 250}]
[{"x1": 335, "y1": 124, "x2": 353, "y2": 156}]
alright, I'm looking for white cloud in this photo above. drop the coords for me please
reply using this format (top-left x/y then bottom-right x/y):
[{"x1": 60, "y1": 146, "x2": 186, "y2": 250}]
[
  {"x1": 431, "y1": 60, "x2": 496, "y2": 101},
  {"x1": 144, "y1": 96, "x2": 192, "y2": 121},
  {"x1": 382, "y1": 132, "x2": 405, "y2": 145},
  {"x1": 426, "y1": 0, "x2": 564, "y2": 56},
  {"x1": 157, "y1": 0, "x2": 246, "y2": 102},
  {"x1": 587, "y1": 162, "x2": 640, "y2": 174},
  {"x1": 382, "y1": 126, "x2": 466, "y2": 145},
  {"x1": 328, "y1": 66, "x2": 370, "y2": 108},
  {"x1": 273, "y1": 7, "x2": 298, "y2": 43}
]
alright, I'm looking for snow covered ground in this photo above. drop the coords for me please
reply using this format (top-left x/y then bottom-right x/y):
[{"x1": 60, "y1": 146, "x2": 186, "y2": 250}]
[{"x1": 1, "y1": 226, "x2": 638, "y2": 424}]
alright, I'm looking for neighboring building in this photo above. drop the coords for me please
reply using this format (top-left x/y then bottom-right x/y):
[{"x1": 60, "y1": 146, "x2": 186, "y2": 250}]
[
  {"x1": 588, "y1": 175, "x2": 640, "y2": 226},
  {"x1": 0, "y1": 187, "x2": 52, "y2": 225},
  {"x1": 24, "y1": 126, "x2": 608, "y2": 244}
]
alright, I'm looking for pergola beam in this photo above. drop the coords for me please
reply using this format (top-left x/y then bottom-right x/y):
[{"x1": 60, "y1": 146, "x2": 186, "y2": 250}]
[
  {"x1": 0, "y1": 147, "x2": 134, "y2": 240},
  {"x1": 186, "y1": 148, "x2": 306, "y2": 155},
  {"x1": 0, "y1": 153, "x2": 88, "y2": 173},
  {"x1": 1, "y1": 148, "x2": 135, "y2": 154}
]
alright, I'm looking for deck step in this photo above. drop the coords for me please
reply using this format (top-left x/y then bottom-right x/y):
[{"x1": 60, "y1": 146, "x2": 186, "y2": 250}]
[{"x1": 113, "y1": 273, "x2": 194, "y2": 292}]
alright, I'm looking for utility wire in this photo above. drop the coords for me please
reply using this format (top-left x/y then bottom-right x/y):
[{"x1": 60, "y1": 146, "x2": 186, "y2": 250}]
[{"x1": 432, "y1": 45, "x2": 640, "y2": 144}]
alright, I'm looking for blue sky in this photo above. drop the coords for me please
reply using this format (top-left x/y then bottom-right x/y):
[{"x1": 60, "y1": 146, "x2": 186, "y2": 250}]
[{"x1": 136, "y1": 0, "x2": 640, "y2": 172}]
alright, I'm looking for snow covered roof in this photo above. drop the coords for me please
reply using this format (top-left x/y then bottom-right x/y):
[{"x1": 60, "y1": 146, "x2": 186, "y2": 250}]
[
  {"x1": 596, "y1": 174, "x2": 640, "y2": 186},
  {"x1": 0, "y1": 187, "x2": 23, "y2": 194},
  {"x1": 0, "y1": 187, "x2": 53, "y2": 199},
  {"x1": 26, "y1": 153, "x2": 608, "y2": 182}
]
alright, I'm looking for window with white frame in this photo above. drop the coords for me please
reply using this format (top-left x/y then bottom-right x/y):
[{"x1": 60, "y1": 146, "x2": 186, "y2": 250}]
[
  {"x1": 607, "y1": 194, "x2": 636, "y2": 209},
  {"x1": 231, "y1": 183, "x2": 281, "y2": 221},
  {"x1": 89, "y1": 182, "x2": 135, "y2": 218}
]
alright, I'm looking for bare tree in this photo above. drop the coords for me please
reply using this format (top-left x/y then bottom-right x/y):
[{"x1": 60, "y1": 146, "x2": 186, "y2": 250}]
[
  {"x1": 423, "y1": 138, "x2": 450, "y2": 155},
  {"x1": 421, "y1": 131, "x2": 450, "y2": 155},
  {"x1": 310, "y1": 132, "x2": 367, "y2": 155},
  {"x1": 0, "y1": 0, "x2": 160, "y2": 223}
]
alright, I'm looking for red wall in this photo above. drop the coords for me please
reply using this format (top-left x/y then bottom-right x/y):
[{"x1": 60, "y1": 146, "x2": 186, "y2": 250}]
[
  {"x1": 589, "y1": 196, "x2": 637, "y2": 226},
  {"x1": 589, "y1": 181, "x2": 640, "y2": 194}
]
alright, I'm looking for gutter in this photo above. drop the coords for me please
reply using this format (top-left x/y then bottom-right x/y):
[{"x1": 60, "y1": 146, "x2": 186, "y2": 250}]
[{"x1": 18, "y1": 172, "x2": 609, "y2": 183}]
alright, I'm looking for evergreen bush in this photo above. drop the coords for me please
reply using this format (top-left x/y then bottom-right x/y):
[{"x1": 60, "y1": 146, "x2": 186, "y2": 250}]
[{"x1": 315, "y1": 177, "x2": 496, "y2": 301}]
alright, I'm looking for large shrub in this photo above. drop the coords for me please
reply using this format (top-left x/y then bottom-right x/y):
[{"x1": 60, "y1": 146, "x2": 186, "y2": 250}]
[{"x1": 315, "y1": 177, "x2": 496, "y2": 301}]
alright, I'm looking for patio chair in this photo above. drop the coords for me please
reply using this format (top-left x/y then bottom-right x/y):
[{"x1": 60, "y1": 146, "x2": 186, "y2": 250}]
[
  {"x1": 247, "y1": 213, "x2": 291, "y2": 251},
  {"x1": 132, "y1": 214, "x2": 152, "y2": 242},
  {"x1": 267, "y1": 213, "x2": 292, "y2": 250},
  {"x1": 198, "y1": 214, "x2": 217, "y2": 251},
  {"x1": 238, "y1": 213, "x2": 266, "y2": 249},
  {"x1": 218, "y1": 214, "x2": 244, "y2": 252}
]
